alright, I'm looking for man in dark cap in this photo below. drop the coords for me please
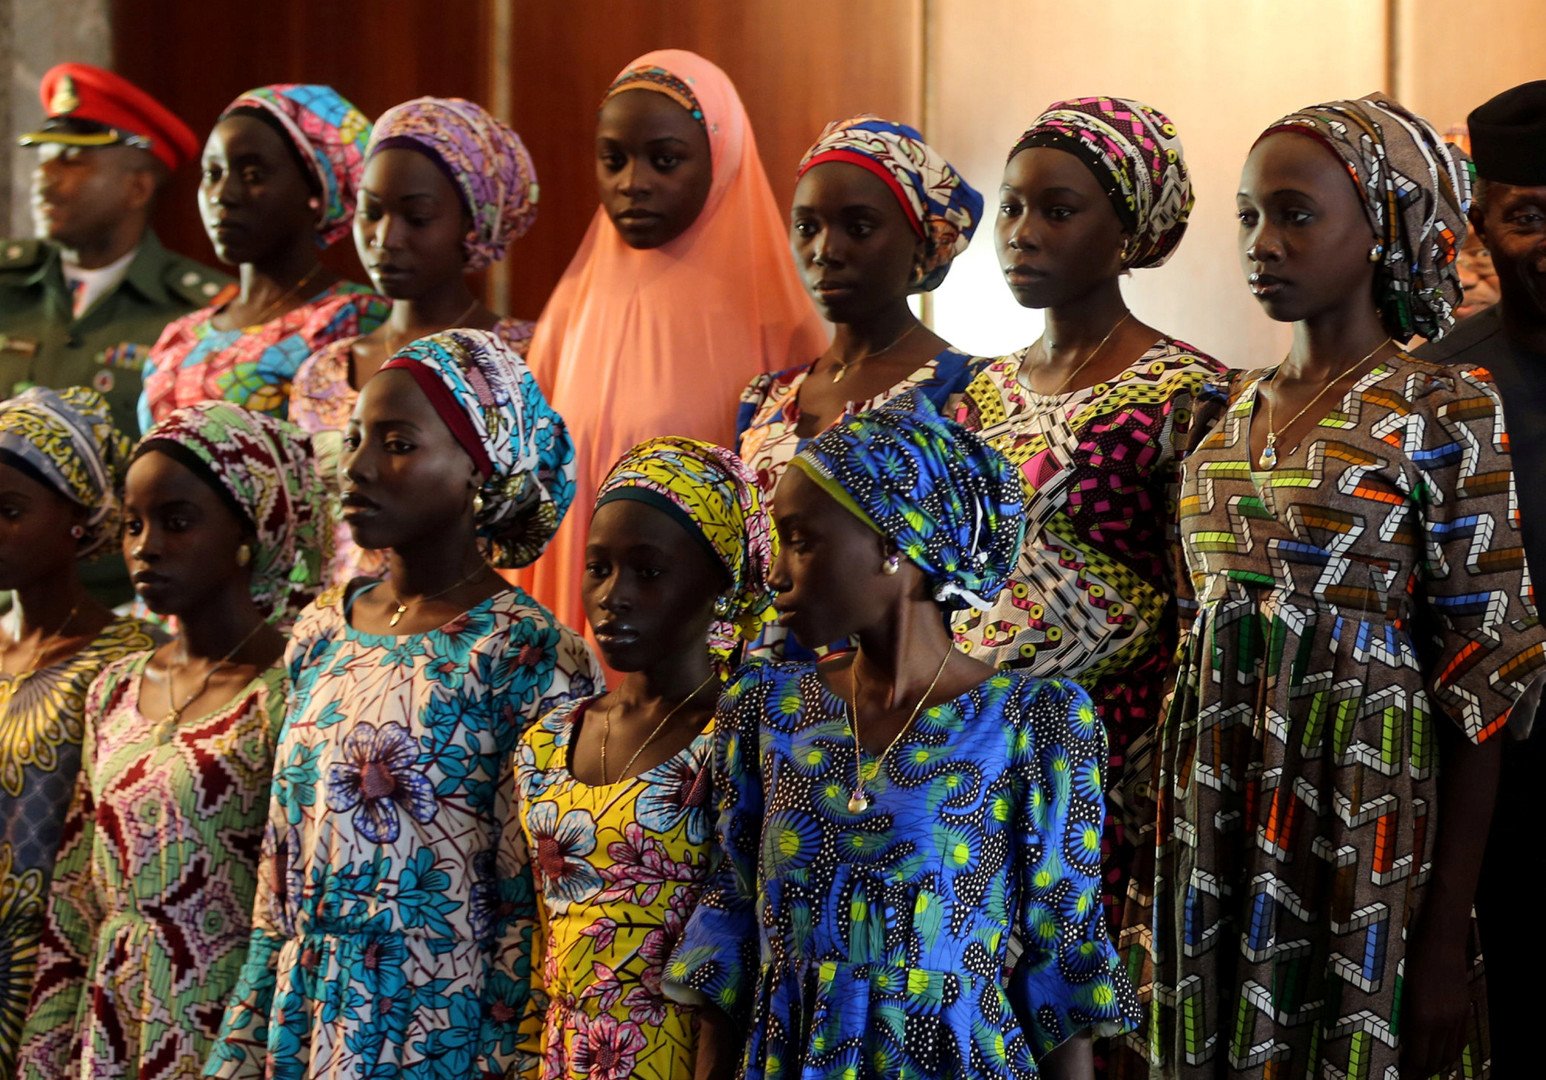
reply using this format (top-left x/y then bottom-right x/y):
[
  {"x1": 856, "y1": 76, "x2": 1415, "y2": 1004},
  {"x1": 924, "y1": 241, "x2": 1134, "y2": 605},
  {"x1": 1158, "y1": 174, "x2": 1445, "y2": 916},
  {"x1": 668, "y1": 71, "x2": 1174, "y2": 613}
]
[
  {"x1": 1418, "y1": 78, "x2": 1546, "y2": 1077},
  {"x1": 0, "y1": 63, "x2": 228, "y2": 439}
]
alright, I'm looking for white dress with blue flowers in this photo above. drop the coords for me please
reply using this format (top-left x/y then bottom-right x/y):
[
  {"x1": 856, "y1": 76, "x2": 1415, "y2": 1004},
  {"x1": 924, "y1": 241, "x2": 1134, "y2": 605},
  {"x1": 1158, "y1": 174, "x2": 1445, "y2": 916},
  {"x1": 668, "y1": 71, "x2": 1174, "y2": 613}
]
[{"x1": 205, "y1": 584, "x2": 601, "y2": 1080}]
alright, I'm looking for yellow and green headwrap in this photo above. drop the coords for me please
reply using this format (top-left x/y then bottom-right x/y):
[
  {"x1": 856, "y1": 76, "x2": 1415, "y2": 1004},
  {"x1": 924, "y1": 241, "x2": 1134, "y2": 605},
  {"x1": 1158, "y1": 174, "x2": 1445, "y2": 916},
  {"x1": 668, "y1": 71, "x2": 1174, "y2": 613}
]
[
  {"x1": 0, "y1": 386, "x2": 130, "y2": 558},
  {"x1": 595, "y1": 437, "x2": 776, "y2": 665}
]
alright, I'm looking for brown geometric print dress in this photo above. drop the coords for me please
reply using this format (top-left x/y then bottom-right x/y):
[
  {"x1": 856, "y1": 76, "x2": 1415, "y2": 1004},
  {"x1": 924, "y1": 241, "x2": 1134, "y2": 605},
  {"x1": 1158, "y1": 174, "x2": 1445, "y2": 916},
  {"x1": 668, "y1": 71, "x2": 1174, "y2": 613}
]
[{"x1": 1149, "y1": 355, "x2": 1546, "y2": 1078}]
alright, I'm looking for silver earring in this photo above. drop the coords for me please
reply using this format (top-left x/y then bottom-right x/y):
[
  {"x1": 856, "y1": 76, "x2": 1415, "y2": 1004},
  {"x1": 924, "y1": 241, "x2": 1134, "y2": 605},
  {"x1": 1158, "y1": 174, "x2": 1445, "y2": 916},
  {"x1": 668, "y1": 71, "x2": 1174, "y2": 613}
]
[
  {"x1": 1368, "y1": 242, "x2": 1384, "y2": 263},
  {"x1": 882, "y1": 554, "x2": 901, "y2": 575}
]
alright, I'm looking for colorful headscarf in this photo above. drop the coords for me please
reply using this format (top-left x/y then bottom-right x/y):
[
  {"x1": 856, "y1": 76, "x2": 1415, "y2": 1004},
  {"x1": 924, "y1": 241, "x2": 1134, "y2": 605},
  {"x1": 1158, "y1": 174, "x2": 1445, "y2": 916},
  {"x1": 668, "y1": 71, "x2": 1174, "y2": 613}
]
[
  {"x1": 136, "y1": 403, "x2": 330, "y2": 623},
  {"x1": 369, "y1": 97, "x2": 539, "y2": 271},
  {"x1": 798, "y1": 115, "x2": 983, "y2": 292},
  {"x1": 0, "y1": 386, "x2": 129, "y2": 558},
  {"x1": 603, "y1": 66, "x2": 707, "y2": 132},
  {"x1": 792, "y1": 392, "x2": 1023, "y2": 612},
  {"x1": 1262, "y1": 94, "x2": 1472, "y2": 342},
  {"x1": 1011, "y1": 96, "x2": 1193, "y2": 270},
  {"x1": 595, "y1": 437, "x2": 775, "y2": 664},
  {"x1": 221, "y1": 84, "x2": 372, "y2": 248},
  {"x1": 380, "y1": 329, "x2": 574, "y2": 569}
]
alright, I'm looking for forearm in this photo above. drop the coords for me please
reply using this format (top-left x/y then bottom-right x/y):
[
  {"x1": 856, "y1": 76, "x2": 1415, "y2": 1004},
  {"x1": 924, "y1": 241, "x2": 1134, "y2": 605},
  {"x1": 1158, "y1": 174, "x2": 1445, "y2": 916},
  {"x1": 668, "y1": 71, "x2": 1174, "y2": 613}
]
[
  {"x1": 1038, "y1": 1032, "x2": 1093, "y2": 1080},
  {"x1": 692, "y1": 1004, "x2": 742, "y2": 1080},
  {"x1": 1420, "y1": 723, "x2": 1503, "y2": 940}
]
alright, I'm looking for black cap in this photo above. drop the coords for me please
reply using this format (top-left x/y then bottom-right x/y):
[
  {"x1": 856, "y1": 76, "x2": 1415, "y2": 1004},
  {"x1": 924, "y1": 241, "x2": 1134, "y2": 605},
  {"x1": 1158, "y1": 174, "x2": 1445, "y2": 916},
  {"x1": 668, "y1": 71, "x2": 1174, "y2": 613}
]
[{"x1": 1468, "y1": 80, "x2": 1546, "y2": 186}]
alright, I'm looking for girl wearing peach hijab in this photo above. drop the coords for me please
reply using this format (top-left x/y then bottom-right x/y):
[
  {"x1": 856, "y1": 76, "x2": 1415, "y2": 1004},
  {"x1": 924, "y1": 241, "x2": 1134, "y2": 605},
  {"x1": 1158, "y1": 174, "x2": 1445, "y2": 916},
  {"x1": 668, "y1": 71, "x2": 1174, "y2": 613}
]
[{"x1": 517, "y1": 49, "x2": 827, "y2": 635}]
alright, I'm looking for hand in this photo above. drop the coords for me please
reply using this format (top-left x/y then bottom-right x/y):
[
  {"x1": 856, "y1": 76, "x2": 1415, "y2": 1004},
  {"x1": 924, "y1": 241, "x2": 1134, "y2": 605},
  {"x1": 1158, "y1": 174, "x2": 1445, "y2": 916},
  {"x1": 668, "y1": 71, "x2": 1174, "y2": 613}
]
[
  {"x1": 693, "y1": 1004, "x2": 741, "y2": 1080},
  {"x1": 1399, "y1": 918, "x2": 1472, "y2": 1078}
]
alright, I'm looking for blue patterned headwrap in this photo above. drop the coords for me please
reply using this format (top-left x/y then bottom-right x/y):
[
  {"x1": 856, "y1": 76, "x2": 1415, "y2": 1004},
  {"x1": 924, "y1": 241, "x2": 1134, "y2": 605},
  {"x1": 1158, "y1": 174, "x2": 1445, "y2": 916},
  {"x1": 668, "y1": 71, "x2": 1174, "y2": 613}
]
[
  {"x1": 791, "y1": 392, "x2": 1024, "y2": 612},
  {"x1": 380, "y1": 328, "x2": 575, "y2": 569},
  {"x1": 798, "y1": 115, "x2": 984, "y2": 292}
]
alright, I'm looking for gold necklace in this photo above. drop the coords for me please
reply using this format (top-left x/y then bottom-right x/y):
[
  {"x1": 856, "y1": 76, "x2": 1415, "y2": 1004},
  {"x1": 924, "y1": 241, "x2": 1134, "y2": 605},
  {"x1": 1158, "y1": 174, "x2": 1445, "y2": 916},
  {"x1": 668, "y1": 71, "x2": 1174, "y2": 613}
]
[
  {"x1": 387, "y1": 562, "x2": 490, "y2": 628},
  {"x1": 1032, "y1": 311, "x2": 1132, "y2": 398},
  {"x1": 600, "y1": 672, "x2": 718, "y2": 784},
  {"x1": 846, "y1": 645, "x2": 953, "y2": 813},
  {"x1": 163, "y1": 618, "x2": 267, "y2": 725},
  {"x1": 1, "y1": 600, "x2": 82, "y2": 677},
  {"x1": 829, "y1": 321, "x2": 922, "y2": 384},
  {"x1": 1257, "y1": 338, "x2": 1392, "y2": 469},
  {"x1": 239, "y1": 263, "x2": 324, "y2": 331},
  {"x1": 379, "y1": 297, "x2": 483, "y2": 359}
]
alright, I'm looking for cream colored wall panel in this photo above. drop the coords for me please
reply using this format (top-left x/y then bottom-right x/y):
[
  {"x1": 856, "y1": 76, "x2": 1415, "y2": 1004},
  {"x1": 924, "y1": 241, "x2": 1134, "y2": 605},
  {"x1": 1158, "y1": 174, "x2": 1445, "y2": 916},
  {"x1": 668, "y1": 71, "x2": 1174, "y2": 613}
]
[
  {"x1": 1395, "y1": 0, "x2": 1546, "y2": 133},
  {"x1": 927, "y1": 0, "x2": 1388, "y2": 367}
]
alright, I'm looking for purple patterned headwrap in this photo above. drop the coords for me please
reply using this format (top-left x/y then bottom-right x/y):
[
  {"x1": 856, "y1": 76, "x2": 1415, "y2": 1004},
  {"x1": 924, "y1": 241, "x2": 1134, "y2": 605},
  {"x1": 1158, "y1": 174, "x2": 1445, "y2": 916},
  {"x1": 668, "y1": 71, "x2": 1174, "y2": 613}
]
[
  {"x1": 369, "y1": 97, "x2": 540, "y2": 272},
  {"x1": 221, "y1": 84, "x2": 372, "y2": 248},
  {"x1": 1012, "y1": 96, "x2": 1193, "y2": 270}
]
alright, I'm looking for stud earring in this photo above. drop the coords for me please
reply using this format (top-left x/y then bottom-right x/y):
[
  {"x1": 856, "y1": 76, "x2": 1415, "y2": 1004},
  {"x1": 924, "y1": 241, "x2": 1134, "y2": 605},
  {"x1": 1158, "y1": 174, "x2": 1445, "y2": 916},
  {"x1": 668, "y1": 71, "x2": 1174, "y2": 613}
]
[
  {"x1": 236, "y1": 544, "x2": 252, "y2": 568},
  {"x1": 881, "y1": 554, "x2": 901, "y2": 575},
  {"x1": 713, "y1": 595, "x2": 731, "y2": 616},
  {"x1": 1368, "y1": 242, "x2": 1384, "y2": 263},
  {"x1": 472, "y1": 491, "x2": 485, "y2": 516},
  {"x1": 69, "y1": 524, "x2": 85, "y2": 539},
  {"x1": 307, "y1": 196, "x2": 321, "y2": 211}
]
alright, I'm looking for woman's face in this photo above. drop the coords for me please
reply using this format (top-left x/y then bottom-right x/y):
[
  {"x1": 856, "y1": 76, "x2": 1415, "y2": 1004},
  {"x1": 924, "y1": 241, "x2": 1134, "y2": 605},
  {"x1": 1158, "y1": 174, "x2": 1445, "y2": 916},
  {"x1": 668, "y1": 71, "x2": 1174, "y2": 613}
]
[
  {"x1": 767, "y1": 466, "x2": 896, "y2": 648},
  {"x1": 355, "y1": 147, "x2": 471, "y2": 300},
  {"x1": 199, "y1": 115, "x2": 317, "y2": 266},
  {"x1": 583, "y1": 498, "x2": 726, "y2": 671},
  {"x1": 122, "y1": 451, "x2": 252, "y2": 616},
  {"x1": 791, "y1": 161, "x2": 924, "y2": 324},
  {"x1": 595, "y1": 90, "x2": 713, "y2": 249},
  {"x1": 1236, "y1": 131, "x2": 1380, "y2": 324},
  {"x1": 342, "y1": 369, "x2": 479, "y2": 552},
  {"x1": 0, "y1": 461, "x2": 84, "y2": 591},
  {"x1": 995, "y1": 146, "x2": 1127, "y2": 309}
]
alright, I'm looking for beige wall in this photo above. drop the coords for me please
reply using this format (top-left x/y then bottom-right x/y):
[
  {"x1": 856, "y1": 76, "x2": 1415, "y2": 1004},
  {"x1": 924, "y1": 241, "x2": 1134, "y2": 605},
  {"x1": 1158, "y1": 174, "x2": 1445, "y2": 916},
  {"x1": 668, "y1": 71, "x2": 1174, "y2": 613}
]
[{"x1": 1393, "y1": 0, "x2": 1546, "y2": 129}]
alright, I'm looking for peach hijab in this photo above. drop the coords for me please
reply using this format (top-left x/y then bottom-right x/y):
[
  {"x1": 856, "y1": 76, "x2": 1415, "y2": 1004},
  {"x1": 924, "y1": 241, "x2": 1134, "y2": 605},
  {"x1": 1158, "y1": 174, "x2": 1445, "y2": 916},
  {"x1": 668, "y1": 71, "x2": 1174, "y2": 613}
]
[{"x1": 518, "y1": 48, "x2": 826, "y2": 634}]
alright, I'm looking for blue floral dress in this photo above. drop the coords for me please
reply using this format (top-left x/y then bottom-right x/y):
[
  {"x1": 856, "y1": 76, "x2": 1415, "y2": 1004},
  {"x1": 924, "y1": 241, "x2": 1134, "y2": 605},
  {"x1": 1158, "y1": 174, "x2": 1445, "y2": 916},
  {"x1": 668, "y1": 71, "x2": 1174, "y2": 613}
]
[
  {"x1": 665, "y1": 662, "x2": 1140, "y2": 1079},
  {"x1": 205, "y1": 584, "x2": 601, "y2": 1080}
]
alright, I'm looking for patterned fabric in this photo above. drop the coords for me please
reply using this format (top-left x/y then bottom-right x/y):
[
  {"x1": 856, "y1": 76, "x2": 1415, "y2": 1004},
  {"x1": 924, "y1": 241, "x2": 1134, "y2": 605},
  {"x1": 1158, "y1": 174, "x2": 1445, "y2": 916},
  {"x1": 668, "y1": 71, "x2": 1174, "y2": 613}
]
[
  {"x1": 205, "y1": 584, "x2": 601, "y2": 1080},
  {"x1": 0, "y1": 386, "x2": 129, "y2": 557},
  {"x1": 513, "y1": 697, "x2": 714, "y2": 1078},
  {"x1": 951, "y1": 340, "x2": 1227, "y2": 944},
  {"x1": 1012, "y1": 96, "x2": 1193, "y2": 270},
  {"x1": 791, "y1": 392, "x2": 1023, "y2": 612},
  {"x1": 1264, "y1": 95, "x2": 1471, "y2": 342},
  {"x1": 595, "y1": 437, "x2": 775, "y2": 663},
  {"x1": 0, "y1": 617, "x2": 154, "y2": 1079},
  {"x1": 381, "y1": 328, "x2": 575, "y2": 570},
  {"x1": 603, "y1": 65, "x2": 706, "y2": 130},
  {"x1": 140, "y1": 282, "x2": 388, "y2": 427},
  {"x1": 665, "y1": 662, "x2": 1140, "y2": 1078},
  {"x1": 798, "y1": 116, "x2": 983, "y2": 291},
  {"x1": 1149, "y1": 354, "x2": 1546, "y2": 1077},
  {"x1": 369, "y1": 98, "x2": 539, "y2": 271},
  {"x1": 15, "y1": 656, "x2": 288, "y2": 1080},
  {"x1": 736, "y1": 347, "x2": 984, "y2": 499},
  {"x1": 137, "y1": 401, "x2": 331, "y2": 626},
  {"x1": 289, "y1": 318, "x2": 538, "y2": 586},
  {"x1": 221, "y1": 85, "x2": 372, "y2": 248}
]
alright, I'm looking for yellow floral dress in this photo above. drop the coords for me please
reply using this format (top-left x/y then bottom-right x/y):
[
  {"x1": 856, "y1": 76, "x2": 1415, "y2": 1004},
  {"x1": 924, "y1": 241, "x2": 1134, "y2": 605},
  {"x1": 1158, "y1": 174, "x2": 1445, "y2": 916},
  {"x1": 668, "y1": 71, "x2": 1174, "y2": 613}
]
[
  {"x1": 513, "y1": 697, "x2": 715, "y2": 1080},
  {"x1": 0, "y1": 616, "x2": 154, "y2": 1077}
]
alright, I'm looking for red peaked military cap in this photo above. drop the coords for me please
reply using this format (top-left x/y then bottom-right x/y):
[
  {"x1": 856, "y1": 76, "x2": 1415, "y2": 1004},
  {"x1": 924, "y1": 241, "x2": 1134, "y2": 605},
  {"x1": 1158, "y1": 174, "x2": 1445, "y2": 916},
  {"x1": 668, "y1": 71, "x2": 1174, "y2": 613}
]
[{"x1": 16, "y1": 63, "x2": 198, "y2": 172}]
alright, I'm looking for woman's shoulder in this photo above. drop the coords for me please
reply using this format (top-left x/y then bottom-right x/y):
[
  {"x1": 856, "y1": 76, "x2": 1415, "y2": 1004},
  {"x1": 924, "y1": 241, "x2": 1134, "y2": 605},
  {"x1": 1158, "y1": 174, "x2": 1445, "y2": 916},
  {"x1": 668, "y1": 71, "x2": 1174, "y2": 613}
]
[
  {"x1": 94, "y1": 615, "x2": 160, "y2": 657},
  {"x1": 495, "y1": 317, "x2": 537, "y2": 355},
  {"x1": 88, "y1": 648, "x2": 155, "y2": 708},
  {"x1": 293, "y1": 335, "x2": 357, "y2": 387},
  {"x1": 521, "y1": 694, "x2": 596, "y2": 768},
  {"x1": 721, "y1": 657, "x2": 815, "y2": 713},
  {"x1": 741, "y1": 361, "x2": 813, "y2": 412},
  {"x1": 300, "y1": 284, "x2": 390, "y2": 338}
]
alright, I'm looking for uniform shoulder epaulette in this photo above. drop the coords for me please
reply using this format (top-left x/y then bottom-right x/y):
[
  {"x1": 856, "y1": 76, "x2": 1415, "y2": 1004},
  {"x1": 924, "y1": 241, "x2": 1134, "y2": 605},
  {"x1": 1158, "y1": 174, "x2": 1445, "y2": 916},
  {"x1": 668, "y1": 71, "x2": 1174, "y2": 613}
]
[
  {"x1": 0, "y1": 238, "x2": 47, "y2": 273},
  {"x1": 163, "y1": 257, "x2": 231, "y2": 307}
]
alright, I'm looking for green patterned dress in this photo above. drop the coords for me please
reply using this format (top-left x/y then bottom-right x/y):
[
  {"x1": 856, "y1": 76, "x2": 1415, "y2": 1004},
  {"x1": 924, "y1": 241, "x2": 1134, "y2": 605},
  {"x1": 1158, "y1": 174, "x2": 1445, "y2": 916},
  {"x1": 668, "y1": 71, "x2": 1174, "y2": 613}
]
[
  {"x1": 0, "y1": 617, "x2": 155, "y2": 1079},
  {"x1": 13, "y1": 654, "x2": 287, "y2": 1080}
]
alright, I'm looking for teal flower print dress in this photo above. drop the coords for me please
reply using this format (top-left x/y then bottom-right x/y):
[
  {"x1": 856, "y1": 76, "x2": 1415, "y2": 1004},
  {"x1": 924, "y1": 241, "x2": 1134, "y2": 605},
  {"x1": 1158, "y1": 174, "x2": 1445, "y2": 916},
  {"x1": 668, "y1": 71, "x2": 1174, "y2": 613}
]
[
  {"x1": 204, "y1": 584, "x2": 601, "y2": 1080},
  {"x1": 665, "y1": 661, "x2": 1139, "y2": 1079}
]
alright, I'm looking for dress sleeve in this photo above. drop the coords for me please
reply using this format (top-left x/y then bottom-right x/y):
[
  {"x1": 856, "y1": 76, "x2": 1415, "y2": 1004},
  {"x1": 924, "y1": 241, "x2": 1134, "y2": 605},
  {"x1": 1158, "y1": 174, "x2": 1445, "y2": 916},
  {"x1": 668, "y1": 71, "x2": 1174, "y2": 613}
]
[
  {"x1": 736, "y1": 371, "x2": 776, "y2": 451},
  {"x1": 1412, "y1": 364, "x2": 1546, "y2": 742},
  {"x1": 203, "y1": 672, "x2": 293, "y2": 1079},
  {"x1": 661, "y1": 664, "x2": 770, "y2": 1024},
  {"x1": 1006, "y1": 676, "x2": 1141, "y2": 1057},
  {"x1": 13, "y1": 664, "x2": 119, "y2": 1080}
]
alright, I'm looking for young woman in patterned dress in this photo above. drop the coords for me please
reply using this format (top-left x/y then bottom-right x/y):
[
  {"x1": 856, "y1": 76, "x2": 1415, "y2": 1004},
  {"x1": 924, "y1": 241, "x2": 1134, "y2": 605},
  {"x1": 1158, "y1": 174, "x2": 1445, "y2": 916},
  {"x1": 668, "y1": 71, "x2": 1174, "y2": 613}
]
[
  {"x1": 667, "y1": 395, "x2": 1139, "y2": 1080},
  {"x1": 16, "y1": 402, "x2": 329, "y2": 1079},
  {"x1": 513, "y1": 436, "x2": 775, "y2": 1079}
]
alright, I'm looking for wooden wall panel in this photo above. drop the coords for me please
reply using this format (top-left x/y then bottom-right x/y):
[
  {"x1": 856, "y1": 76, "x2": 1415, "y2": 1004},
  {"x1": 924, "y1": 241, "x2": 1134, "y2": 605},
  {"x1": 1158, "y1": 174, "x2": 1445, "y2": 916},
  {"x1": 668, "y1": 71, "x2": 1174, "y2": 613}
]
[
  {"x1": 110, "y1": 0, "x2": 491, "y2": 283},
  {"x1": 501, "y1": 0, "x2": 923, "y2": 319}
]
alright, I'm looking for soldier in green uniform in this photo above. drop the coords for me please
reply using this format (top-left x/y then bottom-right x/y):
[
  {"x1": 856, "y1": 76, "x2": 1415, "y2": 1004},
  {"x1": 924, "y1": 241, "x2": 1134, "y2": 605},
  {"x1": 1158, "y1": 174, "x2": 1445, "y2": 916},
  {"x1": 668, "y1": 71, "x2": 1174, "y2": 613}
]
[{"x1": 1, "y1": 63, "x2": 227, "y2": 606}]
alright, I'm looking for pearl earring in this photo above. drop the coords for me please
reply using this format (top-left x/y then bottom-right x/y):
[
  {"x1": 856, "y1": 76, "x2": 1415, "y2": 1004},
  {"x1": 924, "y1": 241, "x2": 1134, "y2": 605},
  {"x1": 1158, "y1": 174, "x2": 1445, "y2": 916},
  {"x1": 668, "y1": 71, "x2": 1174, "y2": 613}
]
[{"x1": 69, "y1": 524, "x2": 85, "y2": 539}]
